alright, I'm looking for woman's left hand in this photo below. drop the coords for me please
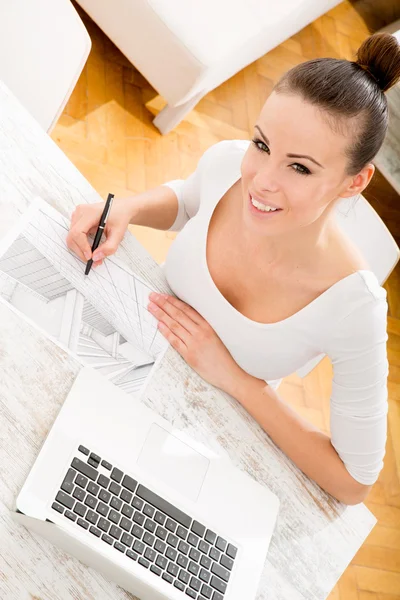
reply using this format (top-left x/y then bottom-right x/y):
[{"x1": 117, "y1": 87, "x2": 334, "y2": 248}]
[{"x1": 148, "y1": 292, "x2": 244, "y2": 393}]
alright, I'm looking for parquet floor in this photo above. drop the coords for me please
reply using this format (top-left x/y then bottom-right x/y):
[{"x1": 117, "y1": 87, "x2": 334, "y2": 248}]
[{"x1": 52, "y1": 1, "x2": 400, "y2": 597}]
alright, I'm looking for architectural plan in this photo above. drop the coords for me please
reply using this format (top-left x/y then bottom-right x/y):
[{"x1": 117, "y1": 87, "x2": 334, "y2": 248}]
[{"x1": 0, "y1": 198, "x2": 169, "y2": 398}]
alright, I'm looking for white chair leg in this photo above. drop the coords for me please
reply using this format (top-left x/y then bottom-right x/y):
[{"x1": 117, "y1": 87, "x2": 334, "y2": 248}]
[{"x1": 152, "y1": 91, "x2": 205, "y2": 134}]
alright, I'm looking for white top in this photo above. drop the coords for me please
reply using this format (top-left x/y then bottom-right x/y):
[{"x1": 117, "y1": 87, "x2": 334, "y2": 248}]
[{"x1": 161, "y1": 139, "x2": 389, "y2": 486}]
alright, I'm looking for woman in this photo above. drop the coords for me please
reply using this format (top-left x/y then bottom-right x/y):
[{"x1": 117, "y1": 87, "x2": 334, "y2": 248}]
[{"x1": 68, "y1": 33, "x2": 400, "y2": 505}]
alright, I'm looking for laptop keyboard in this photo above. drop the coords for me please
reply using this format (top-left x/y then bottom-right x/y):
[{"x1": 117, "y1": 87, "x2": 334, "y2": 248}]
[{"x1": 51, "y1": 445, "x2": 238, "y2": 599}]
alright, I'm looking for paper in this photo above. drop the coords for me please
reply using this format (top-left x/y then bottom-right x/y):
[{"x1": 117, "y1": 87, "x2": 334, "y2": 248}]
[{"x1": 0, "y1": 197, "x2": 169, "y2": 398}]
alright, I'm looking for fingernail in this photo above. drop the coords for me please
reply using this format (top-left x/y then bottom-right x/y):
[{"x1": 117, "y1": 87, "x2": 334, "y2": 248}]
[
  {"x1": 84, "y1": 251, "x2": 91, "y2": 260},
  {"x1": 93, "y1": 251, "x2": 104, "y2": 261},
  {"x1": 149, "y1": 292, "x2": 159, "y2": 300}
]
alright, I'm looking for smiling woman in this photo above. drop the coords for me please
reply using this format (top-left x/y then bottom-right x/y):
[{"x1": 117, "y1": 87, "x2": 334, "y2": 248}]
[{"x1": 67, "y1": 32, "x2": 400, "y2": 505}]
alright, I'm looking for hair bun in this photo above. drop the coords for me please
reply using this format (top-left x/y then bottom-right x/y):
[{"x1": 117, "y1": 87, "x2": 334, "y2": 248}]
[{"x1": 356, "y1": 32, "x2": 400, "y2": 92}]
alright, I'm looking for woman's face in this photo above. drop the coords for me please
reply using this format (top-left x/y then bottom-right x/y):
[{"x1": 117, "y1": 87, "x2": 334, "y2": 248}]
[{"x1": 240, "y1": 92, "x2": 368, "y2": 237}]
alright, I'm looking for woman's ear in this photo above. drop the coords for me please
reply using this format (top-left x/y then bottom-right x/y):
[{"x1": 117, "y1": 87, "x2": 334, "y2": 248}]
[{"x1": 339, "y1": 163, "x2": 375, "y2": 198}]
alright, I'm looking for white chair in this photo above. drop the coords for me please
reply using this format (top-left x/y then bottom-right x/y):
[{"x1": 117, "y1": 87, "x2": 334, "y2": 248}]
[
  {"x1": 296, "y1": 194, "x2": 400, "y2": 378},
  {"x1": 0, "y1": 0, "x2": 91, "y2": 133},
  {"x1": 75, "y1": 0, "x2": 342, "y2": 134}
]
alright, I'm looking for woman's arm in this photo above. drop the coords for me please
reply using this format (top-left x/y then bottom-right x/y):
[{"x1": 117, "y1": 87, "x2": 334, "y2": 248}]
[{"x1": 225, "y1": 372, "x2": 372, "y2": 505}]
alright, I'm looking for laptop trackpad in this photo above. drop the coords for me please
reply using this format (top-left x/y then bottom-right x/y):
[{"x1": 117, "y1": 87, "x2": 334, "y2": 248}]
[{"x1": 137, "y1": 423, "x2": 210, "y2": 502}]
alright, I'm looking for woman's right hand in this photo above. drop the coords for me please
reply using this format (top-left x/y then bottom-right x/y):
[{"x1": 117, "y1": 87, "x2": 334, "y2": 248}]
[{"x1": 67, "y1": 198, "x2": 134, "y2": 267}]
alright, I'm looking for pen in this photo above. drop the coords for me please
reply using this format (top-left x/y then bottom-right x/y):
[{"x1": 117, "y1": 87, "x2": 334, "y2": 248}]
[{"x1": 84, "y1": 193, "x2": 114, "y2": 276}]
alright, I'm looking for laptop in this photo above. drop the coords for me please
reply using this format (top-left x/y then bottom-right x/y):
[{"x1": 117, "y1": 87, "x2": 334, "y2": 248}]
[{"x1": 12, "y1": 366, "x2": 280, "y2": 600}]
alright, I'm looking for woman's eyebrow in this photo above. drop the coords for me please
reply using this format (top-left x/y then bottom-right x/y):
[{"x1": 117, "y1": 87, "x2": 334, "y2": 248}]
[{"x1": 254, "y1": 125, "x2": 325, "y2": 168}]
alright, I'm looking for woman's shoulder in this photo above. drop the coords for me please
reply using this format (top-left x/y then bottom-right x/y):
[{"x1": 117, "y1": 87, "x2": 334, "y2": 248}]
[{"x1": 198, "y1": 139, "x2": 250, "y2": 169}]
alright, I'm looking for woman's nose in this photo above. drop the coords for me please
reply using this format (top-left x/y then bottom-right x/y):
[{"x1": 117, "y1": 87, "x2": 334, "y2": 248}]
[{"x1": 252, "y1": 164, "x2": 280, "y2": 194}]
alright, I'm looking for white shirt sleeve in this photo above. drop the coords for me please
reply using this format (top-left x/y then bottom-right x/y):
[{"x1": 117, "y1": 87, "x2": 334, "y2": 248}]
[
  {"x1": 161, "y1": 170, "x2": 202, "y2": 232},
  {"x1": 327, "y1": 294, "x2": 389, "y2": 486}
]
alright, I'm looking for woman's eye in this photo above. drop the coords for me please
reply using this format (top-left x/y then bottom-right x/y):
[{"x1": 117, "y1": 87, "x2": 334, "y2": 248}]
[
  {"x1": 251, "y1": 138, "x2": 269, "y2": 153},
  {"x1": 292, "y1": 163, "x2": 311, "y2": 176}
]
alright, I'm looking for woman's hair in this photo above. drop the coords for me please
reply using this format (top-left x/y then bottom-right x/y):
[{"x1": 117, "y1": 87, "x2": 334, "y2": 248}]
[{"x1": 273, "y1": 32, "x2": 400, "y2": 175}]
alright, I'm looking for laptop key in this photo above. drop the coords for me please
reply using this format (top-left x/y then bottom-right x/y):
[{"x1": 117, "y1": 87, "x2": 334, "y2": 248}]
[
  {"x1": 155, "y1": 526, "x2": 167, "y2": 541},
  {"x1": 200, "y1": 555, "x2": 211, "y2": 570},
  {"x1": 133, "y1": 540, "x2": 145, "y2": 554},
  {"x1": 89, "y1": 526, "x2": 101, "y2": 538},
  {"x1": 144, "y1": 519, "x2": 156, "y2": 533},
  {"x1": 211, "y1": 562, "x2": 230, "y2": 582},
  {"x1": 61, "y1": 469, "x2": 76, "y2": 494},
  {"x1": 200, "y1": 583, "x2": 213, "y2": 598},
  {"x1": 73, "y1": 502, "x2": 86, "y2": 518},
  {"x1": 205, "y1": 529, "x2": 216, "y2": 545},
  {"x1": 138, "y1": 557, "x2": 150, "y2": 568},
  {"x1": 121, "y1": 504, "x2": 133, "y2": 519},
  {"x1": 121, "y1": 489, "x2": 132, "y2": 503},
  {"x1": 109, "y1": 525, "x2": 122, "y2": 540},
  {"x1": 144, "y1": 548, "x2": 156, "y2": 562},
  {"x1": 167, "y1": 562, "x2": 179, "y2": 577},
  {"x1": 56, "y1": 491, "x2": 74, "y2": 510},
  {"x1": 75, "y1": 474, "x2": 88, "y2": 489},
  {"x1": 167, "y1": 533, "x2": 178, "y2": 548},
  {"x1": 109, "y1": 510, "x2": 120, "y2": 524},
  {"x1": 178, "y1": 569, "x2": 191, "y2": 584},
  {"x1": 154, "y1": 540, "x2": 166, "y2": 554},
  {"x1": 154, "y1": 511, "x2": 166, "y2": 525},
  {"x1": 64, "y1": 510, "x2": 76, "y2": 522},
  {"x1": 199, "y1": 568, "x2": 211, "y2": 583},
  {"x1": 174, "y1": 580, "x2": 185, "y2": 591},
  {"x1": 215, "y1": 537, "x2": 227, "y2": 552},
  {"x1": 90, "y1": 452, "x2": 100, "y2": 463},
  {"x1": 98, "y1": 518, "x2": 109, "y2": 532},
  {"x1": 189, "y1": 576, "x2": 201, "y2": 592},
  {"x1": 122, "y1": 475, "x2": 137, "y2": 492},
  {"x1": 88, "y1": 458, "x2": 99, "y2": 468},
  {"x1": 86, "y1": 510, "x2": 98, "y2": 525},
  {"x1": 87, "y1": 482, "x2": 99, "y2": 496},
  {"x1": 114, "y1": 542, "x2": 125, "y2": 553},
  {"x1": 221, "y1": 554, "x2": 234, "y2": 571},
  {"x1": 101, "y1": 460, "x2": 112, "y2": 470},
  {"x1": 111, "y1": 467, "x2": 123, "y2": 483},
  {"x1": 120, "y1": 517, "x2": 131, "y2": 532},
  {"x1": 99, "y1": 489, "x2": 111, "y2": 504},
  {"x1": 177, "y1": 554, "x2": 189, "y2": 569},
  {"x1": 121, "y1": 533, "x2": 133, "y2": 547},
  {"x1": 212, "y1": 593, "x2": 224, "y2": 600},
  {"x1": 132, "y1": 524, "x2": 144, "y2": 539},
  {"x1": 162, "y1": 572, "x2": 173, "y2": 584},
  {"x1": 188, "y1": 533, "x2": 199, "y2": 547},
  {"x1": 178, "y1": 541, "x2": 190, "y2": 555},
  {"x1": 73, "y1": 487, "x2": 85, "y2": 502},
  {"x1": 98, "y1": 475, "x2": 110, "y2": 489},
  {"x1": 189, "y1": 548, "x2": 200, "y2": 563},
  {"x1": 77, "y1": 518, "x2": 89, "y2": 530},
  {"x1": 209, "y1": 547, "x2": 220, "y2": 562},
  {"x1": 226, "y1": 543, "x2": 237, "y2": 559},
  {"x1": 143, "y1": 503, "x2": 155, "y2": 518},
  {"x1": 165, "y1": 547, "x2": 177, "y2": 561},
  {"x1": 72, "y1": 458, "x2": 97, "y2": 482},
  {"x1": 199, "y1": 540, "x2": 210, "y2": 554},
  {"x1": 110, "y1": 497, "x2": 122, "y2": 511},
  {"x1": 126, "y1": 549, "x2": 138, "y2": 561},
  {"x1": 176, "y1": 525, "x2": 188, "y2": 540},
  {"x1": 131, "y1": 496, "x2": 144, "y2": 510},
  {"x1": 165, "y1": 518, "x2": 177, "y2": 533},
  {"x1": 210, "y1": 575, "x2": 227, "y2": 594},
  {"x1": 185, "y1": 589, "x2": 196, "y2": 599},
  {"x1": 96, "y1": 502, "x2": 109, "y2": 517},
  {"x1": 188, "y1": 561, "x2": 199, "y2": 576},
  {"x1": 78, "y1": 445, "x2": 89, "y2": 456},
  {"x1": 109, "y1": 482, "x2": 121, "y2": 496},
  {"x1": 156, "y1": 554, "x2": 168, "y2": 569},
  {"x1": 101, "y1": 534, "x2": 113, "y2": 545},
  {"x1": 143, "y1": 532, "x2": 155, "y2": 546},
  {"x1": 85, "y1": 495, "x2": 98, "y2": 510},
  {"x1": 191, "y1": 521, "x2": 206, "y2": 538},
  {"x1": 51, "y1": 501, "x2": 64, "y2": 514},
  {"x1": 136, "y1": 485, "x2": 192, "y2": 529},
  {"x1": 150, "y1": 565, "x2": 161, "y2": 576}
]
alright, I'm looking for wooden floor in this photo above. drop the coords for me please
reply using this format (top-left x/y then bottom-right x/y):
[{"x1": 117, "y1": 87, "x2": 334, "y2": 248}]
[{"x1": 52, "y1": 1, "x2": 400, "y2": 598}]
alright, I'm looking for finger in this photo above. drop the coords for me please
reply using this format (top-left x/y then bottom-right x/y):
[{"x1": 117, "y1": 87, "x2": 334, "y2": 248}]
[
  {"x1": 157, "y1": 321, "x2": 187, "y2": 356},
  {"x1": 92, "y1": 227, "x2": 123, "y2": 261},
  {"x1": 67, "y1": 239, "x2": 87, "y2": 263},
  {"x1": 148, "y1": 302, "x2": 192, "y2": 342},
  {"x1": 67, "y1": 228, "x2": 93, "y2": 261},
  {"x1": 148, "y1": 299, "x2": 197, "y2": 337},
  {"x1": 150, "y1": 294, "x2": 202, "y2": 330}
]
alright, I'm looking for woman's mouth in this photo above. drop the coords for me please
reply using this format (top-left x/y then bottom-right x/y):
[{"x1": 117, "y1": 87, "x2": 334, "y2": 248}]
[{"x1": 248, "y1": 194, "x2": 283, "y2": 217}]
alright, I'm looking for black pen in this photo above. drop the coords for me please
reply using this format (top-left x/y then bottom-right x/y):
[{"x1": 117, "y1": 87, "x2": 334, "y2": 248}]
[{"x1": 84, "y1": 193, "x2": 114, "y2": 276}]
